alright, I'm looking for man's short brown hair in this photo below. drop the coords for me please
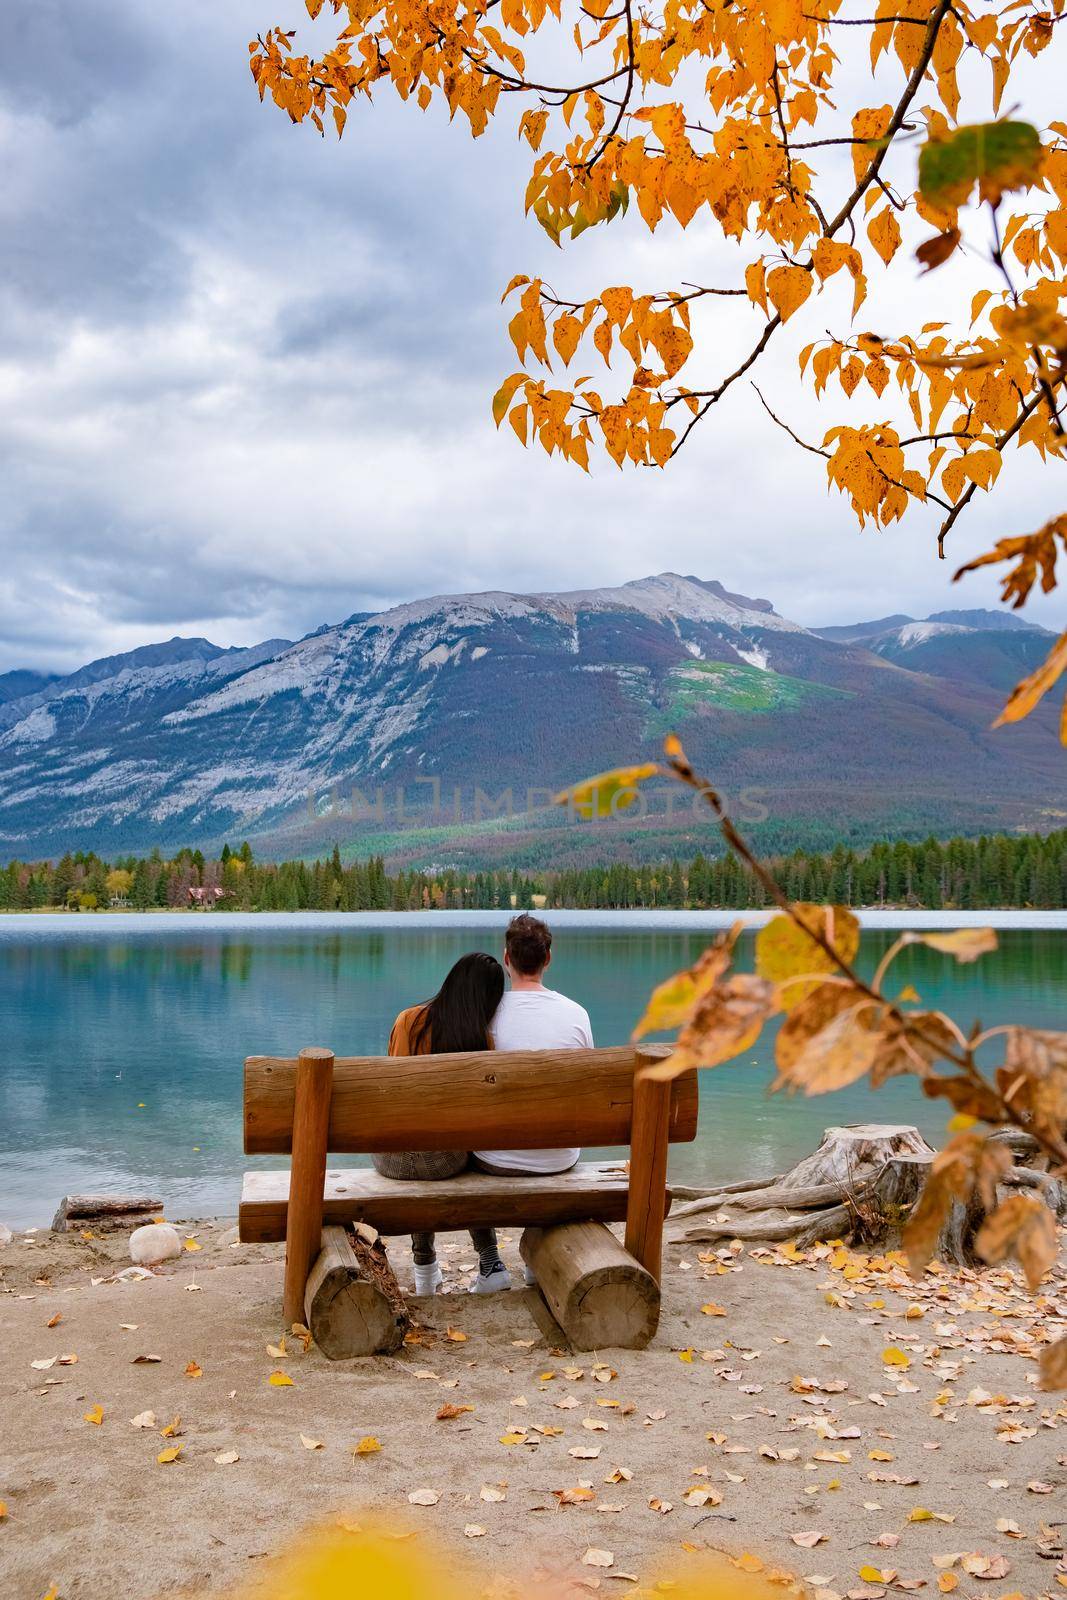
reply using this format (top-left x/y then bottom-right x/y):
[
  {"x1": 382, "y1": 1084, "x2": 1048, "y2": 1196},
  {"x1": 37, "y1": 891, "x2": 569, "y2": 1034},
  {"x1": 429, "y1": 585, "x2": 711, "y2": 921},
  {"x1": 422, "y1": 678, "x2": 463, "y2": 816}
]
[{"x1": 505, "y1": 912, "x2": 552, "y2": 976}]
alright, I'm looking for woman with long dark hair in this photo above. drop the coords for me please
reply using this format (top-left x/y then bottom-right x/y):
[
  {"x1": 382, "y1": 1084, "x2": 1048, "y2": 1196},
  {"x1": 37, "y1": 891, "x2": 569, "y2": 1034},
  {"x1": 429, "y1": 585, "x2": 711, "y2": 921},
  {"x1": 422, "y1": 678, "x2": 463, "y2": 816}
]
[{"x1": 373, "y1": 951, "x2": 510, "y2": 1295}]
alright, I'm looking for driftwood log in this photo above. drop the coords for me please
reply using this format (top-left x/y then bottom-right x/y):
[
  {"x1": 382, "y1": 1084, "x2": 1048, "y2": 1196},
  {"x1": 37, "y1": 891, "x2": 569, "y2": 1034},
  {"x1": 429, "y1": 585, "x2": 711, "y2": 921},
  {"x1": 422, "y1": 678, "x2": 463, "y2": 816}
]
[
  {"x1": 666, "y1": 1122, "x2": 1064, "y2": 1261},
  {"x1": 52, "y1": 1194, "x2": 164, "y2": 1233},
  {"x1": 520, "y1": 1220, "x2": 660, "y2": 1350}
]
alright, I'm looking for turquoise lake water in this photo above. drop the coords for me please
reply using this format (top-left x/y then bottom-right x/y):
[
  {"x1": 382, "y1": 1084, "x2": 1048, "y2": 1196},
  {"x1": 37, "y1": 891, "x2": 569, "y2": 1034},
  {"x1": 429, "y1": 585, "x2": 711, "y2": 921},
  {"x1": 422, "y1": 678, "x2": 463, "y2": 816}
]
[{"x1": 1, "y1": 914, "x2": 1064, "y2": 1228}]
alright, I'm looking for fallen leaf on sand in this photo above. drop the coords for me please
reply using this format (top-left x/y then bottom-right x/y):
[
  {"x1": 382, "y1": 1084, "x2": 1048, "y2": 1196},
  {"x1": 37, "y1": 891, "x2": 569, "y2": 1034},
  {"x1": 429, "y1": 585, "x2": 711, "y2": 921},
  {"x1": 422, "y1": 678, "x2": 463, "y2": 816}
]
[
  {"x1": 908, "y1": 1508, "x2": 955, "y2": 1524},
  {"x1": 268, "y1": 1371, "x2": 293, "y2": 1387},
  {"x1": 132, "y1": 1354, "x2": 162, "y2": 1365},
  {"x1": 214, "y1": 1450, "x2": 240, "y2": 1465},
  {"x1": 184, "y1": 1238, "x2": 201, "y2": 1252},
  {"x1": 464, "y1": 1525, "x2": 486, "y2": 1538},
  {"x1": 185, "y1": 1360, "x2": 203, "y2": 1379},
  {"x1": 130, "y1": 1411, "x2": 156, "y2": 1429},
  {"x1": 937, "y1": 1575, "x2": 958, "y2": 1593},
  {"x1": 445, "y1": 1327, "x2": 467, "y2": 1342},
  {"x1": 300, "y1": 1435, "x2": 324, "y2": 1450},
  {"x1": 605, "y1": 1467, "x2": 633, "y2": 1483},
  {"x1": 480, "y1": 1485, "x2": 506, "y2": 1502},
  {"x1": 701, "y1": 1304, "x2": 727, "y2": 1317},
  {"x1": 1027, "y1": 1481, "x2": 1053, "y2": 1494},
  {"x1": 31, "y1": 1358, "x2": 57, "y2": 1371},
  {"x1": 407, "y1": 1489, "x2": 440, "y2": 1506},
  {"x1": 570, "y1": 1446, "x2": 601, "y2": 1459},
  {"x1": 732, "y1": 1554, "x2": 764, "y2": 1573},
  {"x1": 648, "y1": 1498, "x2": 673, "y2": 1514},
  {"x1": 792, "y1": 1532, "x2": 828, "y2": 1549},
  {"x1": 46, "y1": 1313, "x2": 61, "y2": 1328},
  {"x1": 555, "y1": 1486, "x2": 596, "y2": 1505},
  {"x1": 84, "y1": 1404, "x2": 104, "y2": 1425},
  {"x1": 882, "y1": 1348, "x2": 911, "y2": 1369},
  {"x1": 683, "y1": 1487, "x2": 722, "y2": 1507},
  {"x1": 582, "y1": 1549, "x2": 614, "y2": 1568},
  {"x1": 267, "y1": 1338, "x2": 287, "y2": 1358},
  {"x1": 353, "y1": 1437, "x2": 381, "y2": 1456},
  {"x1": 437, "y1": 1404, "x2": 474, "y2": 1420},
  {"x1": 157, "y1": 1445, "x2": 183, "y2": 1464},
  {"x1": 500, "y1": 1431, "x2": 527, "y2": 1445}
]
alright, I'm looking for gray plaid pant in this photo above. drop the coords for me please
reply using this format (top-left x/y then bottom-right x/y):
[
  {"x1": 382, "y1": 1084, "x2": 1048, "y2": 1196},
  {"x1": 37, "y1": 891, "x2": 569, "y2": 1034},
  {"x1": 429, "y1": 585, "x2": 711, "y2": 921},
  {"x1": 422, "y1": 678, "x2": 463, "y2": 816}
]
[{"x1": 371, "y1": 1150, "x2": 501, "y2": 1270}]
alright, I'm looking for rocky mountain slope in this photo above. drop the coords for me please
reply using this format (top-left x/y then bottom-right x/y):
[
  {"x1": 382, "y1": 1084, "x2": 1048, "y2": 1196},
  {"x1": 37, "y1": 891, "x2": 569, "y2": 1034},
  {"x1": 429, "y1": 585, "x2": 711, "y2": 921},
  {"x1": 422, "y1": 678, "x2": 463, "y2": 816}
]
[{"x1": 0, "y1": 577, "x2": 1061, "y2": 862}]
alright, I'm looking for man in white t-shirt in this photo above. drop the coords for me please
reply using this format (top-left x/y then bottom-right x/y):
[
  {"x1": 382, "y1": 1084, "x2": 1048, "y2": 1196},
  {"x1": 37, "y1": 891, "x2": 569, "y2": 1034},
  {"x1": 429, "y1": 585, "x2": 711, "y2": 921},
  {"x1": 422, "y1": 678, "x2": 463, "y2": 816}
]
[{"x1": 471, "y1": 914, "x2": 593, "y2": 1291}]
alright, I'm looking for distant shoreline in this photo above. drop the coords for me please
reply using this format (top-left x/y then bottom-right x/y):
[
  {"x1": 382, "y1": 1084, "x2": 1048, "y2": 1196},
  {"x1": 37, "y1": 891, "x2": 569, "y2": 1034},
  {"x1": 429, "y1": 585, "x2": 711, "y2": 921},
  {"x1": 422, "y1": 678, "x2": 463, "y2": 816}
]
[{"x1": 2, "y1": 907, "x2": 1067, "y2": 931}]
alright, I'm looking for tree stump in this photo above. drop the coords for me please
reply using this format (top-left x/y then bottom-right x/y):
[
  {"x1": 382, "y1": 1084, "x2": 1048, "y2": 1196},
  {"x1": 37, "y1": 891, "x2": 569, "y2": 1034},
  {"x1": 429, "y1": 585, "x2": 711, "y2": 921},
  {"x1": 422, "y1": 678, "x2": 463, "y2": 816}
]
[
  {"x1": 779, "y1": 1125, "x2": 934, "y2": 1190},
  {"x1": 304, "y1": 1225, "x2": 405, "y2": 1358},
  {"x1": 668, "y1": 1128, "x2": 937, "y2": 1246},
  {"x1": 521, "y1": 1221, "x2": 660, "y2": 1351}
]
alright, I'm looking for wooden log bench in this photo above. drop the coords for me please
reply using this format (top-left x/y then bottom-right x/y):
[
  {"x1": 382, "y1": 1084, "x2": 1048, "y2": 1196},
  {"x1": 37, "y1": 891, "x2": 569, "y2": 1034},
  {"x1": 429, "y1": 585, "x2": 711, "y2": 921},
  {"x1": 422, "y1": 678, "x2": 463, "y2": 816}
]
[{"x1": 239, "y1": 1042, "x2": 698, "y2": 1356}]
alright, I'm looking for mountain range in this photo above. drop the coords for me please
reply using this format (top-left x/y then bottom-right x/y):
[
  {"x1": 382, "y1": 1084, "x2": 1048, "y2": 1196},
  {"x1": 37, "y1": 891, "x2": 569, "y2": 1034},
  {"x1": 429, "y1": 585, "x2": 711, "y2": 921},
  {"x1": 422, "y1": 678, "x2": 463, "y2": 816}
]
[{"x1": 0, "y1": 574, "x2": 1062, "y2": 866}]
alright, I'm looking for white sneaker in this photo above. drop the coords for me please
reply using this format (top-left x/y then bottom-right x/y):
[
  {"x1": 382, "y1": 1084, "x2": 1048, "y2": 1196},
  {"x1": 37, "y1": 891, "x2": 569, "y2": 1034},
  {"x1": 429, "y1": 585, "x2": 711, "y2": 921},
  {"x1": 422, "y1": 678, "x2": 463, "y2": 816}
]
[
  {"x1": 413, "y1": 1260, "x2": 443, "y2": 1296},
  {"x1": 471, "y1": 1263, "x2": 512, "y2": 1294},
  {"x1": 522, "y1": 1263, "x2": 538, "y2": 1288}
]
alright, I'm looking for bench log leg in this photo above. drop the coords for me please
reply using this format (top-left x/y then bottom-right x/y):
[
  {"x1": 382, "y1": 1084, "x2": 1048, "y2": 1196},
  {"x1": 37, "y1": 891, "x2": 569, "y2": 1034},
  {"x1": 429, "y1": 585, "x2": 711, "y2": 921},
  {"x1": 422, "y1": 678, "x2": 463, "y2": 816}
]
[
  {"x1": 521, "y1": 1221, "x2": 660, "y2": 1350},
  {"x1": 305, "y1": 1226, "x2": 404, "y2": 1358},
  {"x1": 283, "y1": 1047, "x2": 334, "y2": 1326},
  {"x1": 624, "y1": 1050, "x2": 673, "y2": 1282}
]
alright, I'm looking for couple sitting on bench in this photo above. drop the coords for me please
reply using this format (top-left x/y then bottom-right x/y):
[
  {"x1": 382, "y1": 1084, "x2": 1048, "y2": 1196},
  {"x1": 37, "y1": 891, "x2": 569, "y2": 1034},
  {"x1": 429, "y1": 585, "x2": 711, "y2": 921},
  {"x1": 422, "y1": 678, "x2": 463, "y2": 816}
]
[{"x1": 373, "y1": 912, "x2": 592, "y2": 1297}]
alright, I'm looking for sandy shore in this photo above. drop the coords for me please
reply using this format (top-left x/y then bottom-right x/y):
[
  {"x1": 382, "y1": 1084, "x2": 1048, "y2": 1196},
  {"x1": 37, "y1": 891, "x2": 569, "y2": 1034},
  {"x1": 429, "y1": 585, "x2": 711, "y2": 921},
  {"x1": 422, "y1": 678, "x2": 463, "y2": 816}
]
[{"x1": 1, "y1": 1221, "x2": 1064, "y2": 1600}]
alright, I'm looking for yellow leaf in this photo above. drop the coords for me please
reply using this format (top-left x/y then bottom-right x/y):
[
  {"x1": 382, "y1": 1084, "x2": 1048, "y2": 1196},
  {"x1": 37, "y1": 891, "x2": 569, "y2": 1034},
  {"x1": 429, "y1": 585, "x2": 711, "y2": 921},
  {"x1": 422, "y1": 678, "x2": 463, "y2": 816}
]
[
  {"x1": 766, "y1": 264, "x2": 813, "y2": 324},
  {"x1": 632, "y1": 930, "x2": 738, "y2": 1040},
  {"x1": 701, "y1": 1303, "x2": 727, "y2": 1317},
  {"x1": 909, "y1": 927, "x2": 997, "y2": 963},
  {"x1": 677, "y1": 1348, "x2": 694, "y2": 1363},
  {"x1": 353, "y1": 1436, "x2": 382, "y2": 1455},
  {"x1": 445, "y1": 1327, "x2": 468, "y2": 1343},
  {"x1": 157, "y1": 1445, "x2": 183, "y2": 1464},
  {"x1": 882, "y1": 1347, "x2": 911, "y2": 1368},
  {"x1": 185, "y1": 1360, "x2": 203, "y2": 1379},
  {"x1": 183, "y1": 1238, "x2": 201, "y2": 1252},
  {"x1": 556, "y1": 763, "x2": 660, "y2": 820},
  {"x1": 269, "y1": 1370, "x2": 294, "y2": 1386},
  {"x1": 938, "y1": 1575, "x2": 959, "y2": 1593},
  {"x1": 83, "y1": 1403, "x2": 104, "y2": 1426},
  {"x1": 860, "y1": 1567, "x2": 887, "y2": 1583},
  {"x1": 975, "y1": 1192, "x2": 1058, "y2": 1288},
  {"x1": 756, "y1": 905, "x2": 860, "y2": 1011},
  {"x1": 995, "y1": 630, "x2": 1067, "y2": 729},
  {"x1": 499, "y1": 1431, "x2": 526, "y2": 1445}
]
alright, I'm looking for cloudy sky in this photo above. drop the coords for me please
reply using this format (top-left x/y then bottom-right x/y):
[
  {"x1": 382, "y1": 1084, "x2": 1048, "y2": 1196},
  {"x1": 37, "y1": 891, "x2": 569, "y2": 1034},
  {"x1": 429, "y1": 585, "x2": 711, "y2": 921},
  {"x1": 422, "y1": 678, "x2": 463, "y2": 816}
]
[{"x1": 2, "y1": 0, "x2": 1063, "y2": 673}]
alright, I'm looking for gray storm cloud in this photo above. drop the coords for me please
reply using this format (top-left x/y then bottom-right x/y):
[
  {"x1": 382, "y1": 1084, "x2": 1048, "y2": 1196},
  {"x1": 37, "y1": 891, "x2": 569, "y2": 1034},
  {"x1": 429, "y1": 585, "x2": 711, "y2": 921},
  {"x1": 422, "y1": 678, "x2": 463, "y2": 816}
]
[{"x1": 1, "y1": 0, "x2": 1062, "y2": 673}]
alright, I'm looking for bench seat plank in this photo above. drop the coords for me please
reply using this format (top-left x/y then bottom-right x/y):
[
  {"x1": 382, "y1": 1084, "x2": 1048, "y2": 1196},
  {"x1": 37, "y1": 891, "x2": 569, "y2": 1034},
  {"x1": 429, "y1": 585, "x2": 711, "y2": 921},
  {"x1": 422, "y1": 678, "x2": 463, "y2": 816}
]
[{"x1": 239, "y1": 1159, "x2": 667, "y2": 1243}]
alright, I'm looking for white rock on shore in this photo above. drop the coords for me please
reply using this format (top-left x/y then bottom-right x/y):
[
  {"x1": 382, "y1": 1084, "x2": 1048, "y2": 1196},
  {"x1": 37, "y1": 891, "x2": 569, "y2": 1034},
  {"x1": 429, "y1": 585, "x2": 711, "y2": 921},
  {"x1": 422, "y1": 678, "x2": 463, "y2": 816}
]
[{"x1": 129, "y1": 1222, "x2": 182, "y2": 1265}]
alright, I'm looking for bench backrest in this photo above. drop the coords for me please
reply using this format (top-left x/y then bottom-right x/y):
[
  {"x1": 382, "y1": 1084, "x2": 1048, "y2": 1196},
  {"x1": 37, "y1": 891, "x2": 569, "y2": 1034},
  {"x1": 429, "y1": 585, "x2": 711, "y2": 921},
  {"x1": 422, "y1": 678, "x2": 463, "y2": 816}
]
[{"x1": 244, "y1": 1046, "x2": 697, "y2": 1155}]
